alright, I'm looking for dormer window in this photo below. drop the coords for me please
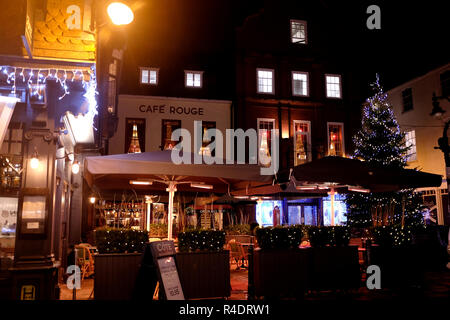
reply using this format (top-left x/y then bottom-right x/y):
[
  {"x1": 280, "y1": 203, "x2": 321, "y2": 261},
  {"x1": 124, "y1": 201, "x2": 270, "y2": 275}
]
[
  {"x1": 185, "y1": 71, "x2": 203, "y2": 88},
  {"x1": 140, "y1": 67, "x2": 158, "y2": 85},
  {"x1": 290, "y1": 20, "x2": 307, "y2": 44}
]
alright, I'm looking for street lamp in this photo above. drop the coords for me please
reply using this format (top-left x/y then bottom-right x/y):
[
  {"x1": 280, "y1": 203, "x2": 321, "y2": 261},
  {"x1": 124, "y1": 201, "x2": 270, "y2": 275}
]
[
  {"x1": 430, "y1": 92, "x2": 450, "y2": 226},
  {"x1": 107, "y1": 2, "x2": 134, "y2": 26},
  {"x1": 430, "y1": 92, "x2": 450, "y2": 166}
]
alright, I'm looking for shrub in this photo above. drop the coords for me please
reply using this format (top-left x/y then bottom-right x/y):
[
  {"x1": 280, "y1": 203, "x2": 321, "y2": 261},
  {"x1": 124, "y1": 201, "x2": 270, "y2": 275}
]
[
  {"x1": 178, "y1": 230, "x2": 226, "y2": 252},
  {"x1": 372, "y1": 225, "x2": 414, "y2": 248},
  {"x1": 255, "y1": 225, "x2": 303, "y2": 250},
  {"x1": 224, "y1": 224, "x2": 251, "y2": 235},
  {"x1": 94, "y1": 228, "x2": 149, "y2": 254},
  {"x1": 307, "y1": 226, "x2": 350, "y2": 247}
]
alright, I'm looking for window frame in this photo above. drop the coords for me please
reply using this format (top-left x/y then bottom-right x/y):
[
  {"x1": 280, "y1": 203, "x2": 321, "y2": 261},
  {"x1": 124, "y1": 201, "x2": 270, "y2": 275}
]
[
  {"x1": 401, "y1": 88, "x2": 414, "y2": 113},
  {"x1": 293, "y1": 120, "x2": 312, "y2": 164},
  {"x1": 327, "y1": 122, "x2": 345, "y2": 157},
  {"x1": 161, "y1": 119, "x2": 182, "y2": 151},
  {"x1": 325, "y1": 74, "x2": 343, "y2": 99},
  {"x1": 291, "y1": 71, "x2": 309, "y2": 97},
  {"x1": 139, "y1": 67, "x2": 159, "y2": 85},
  {"x1": 184, "y1": 70, "x2": 204, "y2": 88},
  {"x1": 290, "y1": 19, "x2": 308, "y2": 44},
  {"x1": 405, "y1": 130, "x2": 417, "y2": 162},
  {"x1": 257, "y1": 118, "x2": 276, "y2": 164},
  {"x1": 256, "y1": 68, "x2": 275, "y2": 95}
]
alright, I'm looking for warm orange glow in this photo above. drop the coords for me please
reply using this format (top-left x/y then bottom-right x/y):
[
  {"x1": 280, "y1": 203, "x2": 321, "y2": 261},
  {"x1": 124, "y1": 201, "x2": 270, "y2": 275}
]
[
  {"x1": 107, "y1": 2, "x2": 134, "y2": 26},
  {"x1": 130, "y1": 180, "x2": 153, "y2": 185}
]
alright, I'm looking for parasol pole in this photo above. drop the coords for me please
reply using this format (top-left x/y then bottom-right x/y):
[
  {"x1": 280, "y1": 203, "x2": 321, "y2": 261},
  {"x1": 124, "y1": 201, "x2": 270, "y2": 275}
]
[{"x1": 167, "y1": 181, "x2": 177, "y2": 240}]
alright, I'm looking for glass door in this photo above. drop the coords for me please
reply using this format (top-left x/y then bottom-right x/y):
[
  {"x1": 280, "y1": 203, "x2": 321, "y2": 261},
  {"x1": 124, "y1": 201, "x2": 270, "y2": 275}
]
[{"x1": 288, "y1": 204, "x2": 318, "y2": 226}]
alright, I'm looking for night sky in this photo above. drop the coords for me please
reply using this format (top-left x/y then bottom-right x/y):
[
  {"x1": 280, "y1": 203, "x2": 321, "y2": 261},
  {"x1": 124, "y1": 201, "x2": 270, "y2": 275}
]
[
  {"x1": 233, "y1": 0, "x2": 449, "y2": 92},
  {"x1": 309, "y1": 0, "x2": 449, "y2": 92}
]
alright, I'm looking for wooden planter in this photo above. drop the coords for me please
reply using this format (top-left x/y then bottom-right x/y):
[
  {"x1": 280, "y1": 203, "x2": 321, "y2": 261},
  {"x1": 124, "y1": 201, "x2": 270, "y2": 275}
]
[
  {"x1": 94, "y1": 253, "x2": 142, "y2": 300},
  {"x1": 253, "y1": 248, "x2": 310, "y2": 298},
  {"x1": 369, "y1": 246, "x2": 425, "y2": 289},
  {"x1": 308, "y1": 246, "x2": 361, "y2": 291},
  {"x1": 176, "y1": 250, "x2": 230, "y2": 299}
]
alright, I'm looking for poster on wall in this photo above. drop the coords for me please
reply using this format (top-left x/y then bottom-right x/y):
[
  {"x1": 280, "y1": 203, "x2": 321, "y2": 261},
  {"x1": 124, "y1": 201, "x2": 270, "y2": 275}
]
[{"x1": 20, "y1": 195, "x2": 47, "y2": 235}]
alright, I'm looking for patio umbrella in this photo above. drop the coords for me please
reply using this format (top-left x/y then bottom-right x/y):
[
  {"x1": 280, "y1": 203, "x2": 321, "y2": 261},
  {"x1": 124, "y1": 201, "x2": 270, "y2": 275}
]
[
  {"x1": 84, "y1": 151, "x2": 271, "y2": 239},
  {"x1": 283, "y1": 156, "x2": 442, "y2": 192}
]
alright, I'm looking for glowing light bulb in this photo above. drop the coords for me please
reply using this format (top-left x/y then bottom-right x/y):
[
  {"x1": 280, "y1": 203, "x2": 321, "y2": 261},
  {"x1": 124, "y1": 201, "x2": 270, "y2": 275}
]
[
  {"x1": 72, "y1": 161, "x2": 80, "y2": 174},
  {"x1": 107, "y1": 2, "x2": 134, "y2": 25},
  {"x1": 89, "y1": 197, "x2": 96, "y2": 204},
  {"x1": 30, "y1": 156, "x2": 39, "y2": 169}
]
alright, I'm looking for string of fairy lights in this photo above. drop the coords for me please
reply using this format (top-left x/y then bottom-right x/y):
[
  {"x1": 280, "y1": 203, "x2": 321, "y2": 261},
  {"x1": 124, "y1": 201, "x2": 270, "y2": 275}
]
[{"x1": 0, "y1": 64, "x2": 98, "y2": 127}]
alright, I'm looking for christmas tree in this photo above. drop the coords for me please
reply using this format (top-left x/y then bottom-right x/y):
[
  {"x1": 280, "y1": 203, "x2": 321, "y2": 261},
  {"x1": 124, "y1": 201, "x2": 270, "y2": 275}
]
[{"x1": 346, "y1": 75, "x2": 424, "y2": 229}]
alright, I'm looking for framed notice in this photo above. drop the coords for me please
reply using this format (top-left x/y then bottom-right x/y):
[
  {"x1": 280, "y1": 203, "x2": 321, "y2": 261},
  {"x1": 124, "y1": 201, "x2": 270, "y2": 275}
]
[
  {"x1": 19, "y1": 193, "x2": 48, "y2": 236},
  {"x1": 150, "y1": 240, "x2": 184, "y2": 300}
]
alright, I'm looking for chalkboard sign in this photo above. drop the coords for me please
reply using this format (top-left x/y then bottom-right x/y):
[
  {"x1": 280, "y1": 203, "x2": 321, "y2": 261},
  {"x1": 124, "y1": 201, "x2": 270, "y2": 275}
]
[{"x1": 149, "y1": 240, "x2": 184, "y2": 300}]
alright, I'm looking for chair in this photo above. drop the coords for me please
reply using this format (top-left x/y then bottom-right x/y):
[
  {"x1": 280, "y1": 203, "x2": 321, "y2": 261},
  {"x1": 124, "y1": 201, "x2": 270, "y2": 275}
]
[
  {"x1": 75, "y1": 244, "x2": 95, "y2": 280},
  {"x1": 227, "y1": 240, "x2": 248, "y2": 270}
]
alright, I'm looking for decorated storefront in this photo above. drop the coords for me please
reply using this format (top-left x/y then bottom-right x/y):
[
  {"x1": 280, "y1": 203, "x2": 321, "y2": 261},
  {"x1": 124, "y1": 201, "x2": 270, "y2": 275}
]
[{"x1": 108, "y1": 95, "x2": 232, "y2": 155}]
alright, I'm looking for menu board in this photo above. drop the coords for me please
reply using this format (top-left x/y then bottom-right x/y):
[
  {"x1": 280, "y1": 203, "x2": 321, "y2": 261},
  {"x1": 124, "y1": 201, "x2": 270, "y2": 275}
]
[
  {"x1": 150, "y1": 241, "x2": 184, "y2": 300},
  {"x1": 157, "y1": 256, "x2": 184, "y2": 299},
  {"x1": 21, "y1": 195, "x2": 46, "y2": 234}
]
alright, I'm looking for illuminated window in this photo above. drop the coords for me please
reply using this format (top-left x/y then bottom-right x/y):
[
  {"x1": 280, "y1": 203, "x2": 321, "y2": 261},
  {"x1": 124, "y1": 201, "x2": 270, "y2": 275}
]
[
  {"x1": 185, "y1": 71, "x2": 203, "y2": 88},
  {"x1": 290, "y1": 20, "x2": 307, "y2": 44},
  {"x1": 402, "y1": 88, "x2": 413, "y2": 112},
  {"x1": 405, "y1": 130, "x2": 417, "y2": 161},
  {"x1": 125, "y1": 118, "x2": 145, "y2": 153},
  {"x1": 161, "y1": 119, "x2": 181, "y2": 150},
  {"x1": 325, "y1": 74, "x2": 342, "y2": 99},
  {"x1": 327, "y1": 122, "x2": 344, "y2": 157},
  {"x1": 323, "y1": 194, "x2": 347, "y2": 226},
  {"x1": 257, "y1": 118, "x2": 275, "y2": 164},
  {"x1": 199, "y1": 121, "x2": 216, "y2": 156},
  {"x1": 292, "y1": 72, "x2": 308, "y2": 96},
  {"x1": 257, "y1": 69, "x2": 274, "y2": 94},
  {"x1": 140, "y1": 68, "x2": 158, "y2": 85},
  {"x1": 0, "y1": 122, "x2": 24, "y2": 191},
  {"x1": 256, "y1": 200, "x2": 283, "y2": 227},
  {"x1": 293, "y1": 120, "x2": 311, "y2": 165}
]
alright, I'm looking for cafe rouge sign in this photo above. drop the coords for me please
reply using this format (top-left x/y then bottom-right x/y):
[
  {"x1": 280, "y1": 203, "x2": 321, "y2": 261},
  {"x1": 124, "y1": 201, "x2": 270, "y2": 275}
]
[{"x1": 139, "y1": 104, "x2": 204, "y2": 116}]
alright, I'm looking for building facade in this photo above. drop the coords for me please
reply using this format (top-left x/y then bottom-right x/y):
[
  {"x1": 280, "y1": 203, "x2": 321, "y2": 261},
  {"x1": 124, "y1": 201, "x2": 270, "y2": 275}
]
[
  {"x1": 234, "y1": 1, "x2": 362, "y2": 226},
  {"x1": 0, "y1": 0, "x2": 99, "y2": 299},
  {"x1": 388, "y1": 63, "x2": 450, "y2": 225}
]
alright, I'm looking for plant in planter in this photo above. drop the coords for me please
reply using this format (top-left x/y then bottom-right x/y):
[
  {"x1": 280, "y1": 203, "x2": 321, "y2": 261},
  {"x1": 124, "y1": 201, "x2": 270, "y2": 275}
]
[
  {"x1": 255, "y1": 225, "x2": 304, "y2": 249},
  {"x1": 306, "y1": 226, "x2": 359, "y2": 291},
  {"x1": 252, "y1": 225, "x2": 307, "y2": 298},
  {"x1": 178, "y1": 230, "x2": 226, "y2": 252},
  {"x1": 94, "y1": 228, "x2": 149, "y2": 254},
  {"x1": 93, "y1": 228, "x2": 149, "y2": 300},
  {"x1": 370, "y1": 224, "x2": 425, "y2": 289},
  {"x1": 176, "y1": 229, "x2": 229, "y2": 299}
]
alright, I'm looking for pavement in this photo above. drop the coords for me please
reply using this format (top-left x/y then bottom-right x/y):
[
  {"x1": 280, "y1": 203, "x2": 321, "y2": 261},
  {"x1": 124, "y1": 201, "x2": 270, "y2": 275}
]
[{"x1": 59, "y1": 266, "x2": 450, "y2": 301}]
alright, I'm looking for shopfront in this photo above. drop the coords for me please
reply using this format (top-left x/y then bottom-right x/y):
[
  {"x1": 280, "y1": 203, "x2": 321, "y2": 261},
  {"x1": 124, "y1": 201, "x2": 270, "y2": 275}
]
[{"x1": 108, "y1": 95, "x2": 232, "y2": 155}]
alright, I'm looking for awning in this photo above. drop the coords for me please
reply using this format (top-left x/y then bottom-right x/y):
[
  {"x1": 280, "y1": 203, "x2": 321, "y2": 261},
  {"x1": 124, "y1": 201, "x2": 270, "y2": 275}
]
[
  {"x1": 285, "y1": 156, "x2": 443, "y2": 193},
  {"x1": 0, "y1": 96, "x2": 19, "y2": 146},
  {"x1": 84, "y1": 150, "x2": 271, "y2": 192},
  {"x1": 84, "y1": 150, "x2": 272, "y2": 239}
]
